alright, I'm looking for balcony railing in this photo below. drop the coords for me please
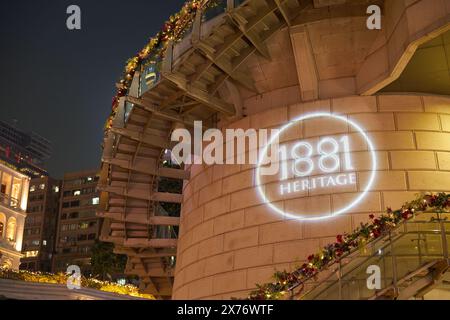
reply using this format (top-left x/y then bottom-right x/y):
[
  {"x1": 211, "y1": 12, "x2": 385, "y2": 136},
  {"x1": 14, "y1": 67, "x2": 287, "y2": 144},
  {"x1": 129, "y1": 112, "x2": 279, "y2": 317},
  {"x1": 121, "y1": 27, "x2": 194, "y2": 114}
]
[
  {"x1": 0, "y1": 192, "x2": 22, "y2": 212},
  {"x1": 297, "y1": 212, "x2": 450, "y2": 300}
]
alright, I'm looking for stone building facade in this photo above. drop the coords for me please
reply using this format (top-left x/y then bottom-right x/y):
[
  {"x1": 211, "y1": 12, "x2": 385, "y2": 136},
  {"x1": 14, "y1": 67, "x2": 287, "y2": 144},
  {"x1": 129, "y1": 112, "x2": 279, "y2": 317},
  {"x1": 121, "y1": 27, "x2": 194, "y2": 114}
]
[{"x1": 0, "y1": 162, "x2": 30, "y2": 269}]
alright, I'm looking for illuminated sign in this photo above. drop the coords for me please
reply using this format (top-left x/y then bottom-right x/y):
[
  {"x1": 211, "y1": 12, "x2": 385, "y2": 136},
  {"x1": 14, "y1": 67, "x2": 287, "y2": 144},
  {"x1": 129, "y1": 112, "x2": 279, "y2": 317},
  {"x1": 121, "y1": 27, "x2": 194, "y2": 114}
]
[{"x1": 256, "y1": 113, "x2": 377, "y2": 221}]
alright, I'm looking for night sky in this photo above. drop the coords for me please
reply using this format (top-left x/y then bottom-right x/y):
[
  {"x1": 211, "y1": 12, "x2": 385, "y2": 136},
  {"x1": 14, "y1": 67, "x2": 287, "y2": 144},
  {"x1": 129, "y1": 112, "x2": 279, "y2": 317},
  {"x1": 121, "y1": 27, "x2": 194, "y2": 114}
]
[{"x1": 0, "y1": 0, "x2": 185, "y2": 178}]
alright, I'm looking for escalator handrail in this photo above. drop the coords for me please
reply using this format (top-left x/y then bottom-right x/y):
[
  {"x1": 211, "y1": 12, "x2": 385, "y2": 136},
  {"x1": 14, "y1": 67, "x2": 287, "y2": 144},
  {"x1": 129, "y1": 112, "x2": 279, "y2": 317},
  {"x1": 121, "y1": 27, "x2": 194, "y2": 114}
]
[{"x1": 291, "y1": 212, "x2": 450, "y2": 298}]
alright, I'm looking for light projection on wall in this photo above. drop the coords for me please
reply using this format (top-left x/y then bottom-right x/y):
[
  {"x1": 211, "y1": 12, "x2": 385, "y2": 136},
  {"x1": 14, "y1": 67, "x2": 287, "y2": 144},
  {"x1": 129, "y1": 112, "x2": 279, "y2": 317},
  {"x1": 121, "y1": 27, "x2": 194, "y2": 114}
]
[{"x1": 256, "y1": 113, "x2": 377, "y2": 221}]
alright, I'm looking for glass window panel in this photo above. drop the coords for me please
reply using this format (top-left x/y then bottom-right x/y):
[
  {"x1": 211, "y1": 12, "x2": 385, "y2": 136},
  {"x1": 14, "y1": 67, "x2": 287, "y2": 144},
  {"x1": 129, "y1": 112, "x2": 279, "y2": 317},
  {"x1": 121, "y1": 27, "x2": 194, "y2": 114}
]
[
  {"x1": 1, "y1": 173, "x2": 12, "y2": 196},
  {"x1": 6, "y1": 217, "x2": 16, "y2": 241},
  {"x1": 11, "y1": 177, "x2": 22, "y2": 200}
]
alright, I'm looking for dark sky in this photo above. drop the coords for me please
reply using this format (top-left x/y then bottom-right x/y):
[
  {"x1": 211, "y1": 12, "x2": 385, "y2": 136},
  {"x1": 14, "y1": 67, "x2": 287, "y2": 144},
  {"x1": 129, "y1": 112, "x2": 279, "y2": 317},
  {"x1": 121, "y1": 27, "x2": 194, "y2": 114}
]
[{"x1": 0, "y1": 0, "x2": 185, "y2": 178}]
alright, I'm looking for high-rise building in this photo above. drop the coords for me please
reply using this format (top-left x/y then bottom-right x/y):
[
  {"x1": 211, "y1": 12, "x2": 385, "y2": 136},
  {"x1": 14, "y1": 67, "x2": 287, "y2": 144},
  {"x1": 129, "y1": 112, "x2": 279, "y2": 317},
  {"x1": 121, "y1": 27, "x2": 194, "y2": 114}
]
[
  {"x1": 0, "y1": 161, "x2": 30, "y2": 269},
  {"x1": 21, "y1": 176, "x2": 61, "y2": 272},
  {"x1": 53, "y1": 170, "x2": 101, "y2": 275},
  {"x1": 0, "y1": 120, "x2": 51, "y2": 178}
]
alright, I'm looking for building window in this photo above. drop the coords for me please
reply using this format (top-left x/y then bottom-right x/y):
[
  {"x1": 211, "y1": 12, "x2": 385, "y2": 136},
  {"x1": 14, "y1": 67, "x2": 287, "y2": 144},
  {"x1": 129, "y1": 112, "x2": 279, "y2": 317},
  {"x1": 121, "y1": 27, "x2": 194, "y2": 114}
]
[
  {"x1": 11, "y1": 177, "x2": 22, "y2": 200},
  {"x1": 53, "y1": 186, "x2": 59, "y2": 193},
  {"x1": 0, "y1": 212, "x2": 5, "y2": 238},
  {"x1": 31, "y1": 240, "x2": 40, "y2": 246},
  {"x1": 69, "y1": 212, "x2": 79, "y2": 219},
  {"x1": 1, "y1": 172, "x2": 12, "y2": 195},
  {"x1": 73, "y1": 190, "x2": 81, "y2": 196},
  {"x1": 92, "y1": 197, "x2": 99, "y2": 205},
  {"x1": 24, "y1": 251, "x2": 39, "y2": 258},
  {"x1": 43, "y1": 240, "x2": 47, "y2": 246},
  {"x1": 30, "y1": 185, "x2": 36, "y2": 192},
  {"x1": 80, "y1": 247, "x2": 90, "y2": 254},
  {"x1": 70, "y1": 200, "x2": 80, "y2": 207},
  {"x1": 6, "y1": 217, "x2": 17, "y2": 241},
  {"x1": 78, "y1": 234, "x2": 87, "y2": 241},
  {"x1": 39, "y1": 184, "x2": 45, "y2": 190}
]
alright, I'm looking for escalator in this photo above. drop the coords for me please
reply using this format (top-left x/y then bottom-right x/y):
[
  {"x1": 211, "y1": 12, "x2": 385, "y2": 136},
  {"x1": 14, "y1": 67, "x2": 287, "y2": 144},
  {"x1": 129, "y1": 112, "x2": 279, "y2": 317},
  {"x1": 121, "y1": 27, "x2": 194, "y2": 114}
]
[{"x1": 296, "y1": 212, "x2": 450, "y2": 300}]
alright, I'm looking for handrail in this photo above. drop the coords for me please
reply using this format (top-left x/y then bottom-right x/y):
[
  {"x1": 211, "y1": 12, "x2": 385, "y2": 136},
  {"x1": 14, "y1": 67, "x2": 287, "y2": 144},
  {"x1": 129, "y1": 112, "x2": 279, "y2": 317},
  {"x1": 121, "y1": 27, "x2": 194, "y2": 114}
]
[
  {"x1": 298, "y1": 212, "x2": 450, "y2": 300},
  {"x1": 0, "y1": 192, "x2": 22, "y2": 212}
]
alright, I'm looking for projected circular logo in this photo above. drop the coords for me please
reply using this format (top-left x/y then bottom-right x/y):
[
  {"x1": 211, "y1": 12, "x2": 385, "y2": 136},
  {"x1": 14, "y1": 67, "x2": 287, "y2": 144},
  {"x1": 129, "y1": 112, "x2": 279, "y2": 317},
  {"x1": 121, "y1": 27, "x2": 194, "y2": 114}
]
[{"x1": 256, "y1": 113, "x2": 377, "y2": 221}]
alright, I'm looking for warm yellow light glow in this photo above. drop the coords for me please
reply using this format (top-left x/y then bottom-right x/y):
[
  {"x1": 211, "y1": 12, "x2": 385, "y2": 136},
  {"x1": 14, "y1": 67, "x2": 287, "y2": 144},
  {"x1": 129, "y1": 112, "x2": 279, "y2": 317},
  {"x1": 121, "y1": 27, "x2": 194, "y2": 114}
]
[
  {"x1": 24, "y1": 250, "x2": 39, "y2": 258},
  {"x1": 6, "y1": 217, "x2": 16, "y2": 241}
]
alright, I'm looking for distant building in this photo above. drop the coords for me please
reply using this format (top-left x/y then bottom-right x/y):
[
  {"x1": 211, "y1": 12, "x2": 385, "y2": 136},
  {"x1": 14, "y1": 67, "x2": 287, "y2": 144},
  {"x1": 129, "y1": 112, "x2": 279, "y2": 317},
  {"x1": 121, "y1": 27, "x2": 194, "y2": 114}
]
[
  {"x1": 0, "y1": 120, "x2": 51, "y2": 177},
  {"x1": 0, "y1": 161, "x2": 30, "y2": 269},
  {"x1": 20, "y1": 176, "x2": 61, "y2": 272},
  {"x1": 53, "y1": 170, "x2": 101, "y2": 275}
]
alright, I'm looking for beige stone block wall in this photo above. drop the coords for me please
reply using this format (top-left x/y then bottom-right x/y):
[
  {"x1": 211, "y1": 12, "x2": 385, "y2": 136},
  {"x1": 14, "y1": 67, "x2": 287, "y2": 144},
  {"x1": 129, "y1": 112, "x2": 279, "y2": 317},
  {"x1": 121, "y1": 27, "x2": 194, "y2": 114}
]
[{"x1": 172, "y1": 94, "x2": 450, "y2": 300}]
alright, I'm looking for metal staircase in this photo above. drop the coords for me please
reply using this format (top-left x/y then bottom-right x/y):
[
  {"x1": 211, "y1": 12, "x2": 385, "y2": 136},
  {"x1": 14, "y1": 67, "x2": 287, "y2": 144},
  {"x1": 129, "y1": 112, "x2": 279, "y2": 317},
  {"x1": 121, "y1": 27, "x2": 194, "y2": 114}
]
[{"x1": 295, "y1": 212, "x2": 450, "y2": 300}]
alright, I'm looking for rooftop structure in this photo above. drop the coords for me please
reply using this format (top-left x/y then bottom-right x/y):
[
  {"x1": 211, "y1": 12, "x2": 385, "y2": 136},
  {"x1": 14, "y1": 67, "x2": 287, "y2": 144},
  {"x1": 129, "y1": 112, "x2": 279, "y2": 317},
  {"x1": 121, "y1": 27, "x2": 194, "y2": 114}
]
[{"x1": 0, "y1": 120, "x2": 51, "y2": 177}]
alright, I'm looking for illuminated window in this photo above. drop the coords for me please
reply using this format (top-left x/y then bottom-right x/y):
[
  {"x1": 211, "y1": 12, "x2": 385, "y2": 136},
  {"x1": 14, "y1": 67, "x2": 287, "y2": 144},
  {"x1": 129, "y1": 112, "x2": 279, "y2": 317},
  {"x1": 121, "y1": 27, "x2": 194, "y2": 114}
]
[
  {"x1": 0, "y1": 212, "x2": 5, "y2": 238},
  {"x1": 73, "y1": 190, "x2": 81, "y2": 196},
  {"x1": 25, "y1": 251, "x2": 39, "y2": 258},
  {"x1": 1, "y1": 173, "x2": 12, "y2": 195},
  {"x1": 87, "y1": 177, "x2": 93, "y2": 182},
  {"x1": 79, "y1": 222, "x2": 89, "y2": 229},
  {"x1": 69, "y1": 212, "x2": 79, "y2": 219},
  {"x1": 43, "y1": 240, "x2": 47, "y2": 246},
  {"x1": 53, "y1": 186, "x2": 59, "y2": 193},
  {"x1": 11, "y1": 177, "x2": 22, "y2": 200},
  {"x1": 31, "y1": 240, "x2": 40, "y2": 246},
  {"x1": 30, "y1": 185, "x2": 36, "y2": 192},
  {"x1": 39, "y1": 184, "x2": 45, "y2": 190},
  {"x1": 6, "y1": 217, "x2": 16, "y2": 241},
  {"x1": 92, "y1": 197, "x2": 99, "y2": 205}
]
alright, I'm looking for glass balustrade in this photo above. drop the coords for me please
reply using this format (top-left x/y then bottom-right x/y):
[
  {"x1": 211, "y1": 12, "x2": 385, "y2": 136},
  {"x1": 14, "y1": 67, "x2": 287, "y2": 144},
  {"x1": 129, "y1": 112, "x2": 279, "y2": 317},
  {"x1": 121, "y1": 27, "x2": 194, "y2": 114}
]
[
  {"x1": 124, "y1": 101, "x2": 134, "y2": 122},
  {"x1": 153, "y1": 225, "x2": 178, "y2": 240},
  {"x1": 202, "y1": 0, "x2": 227, "y2": 22},
  {"x1": 234, "y1": 0, "x2": 247, "y2": 7},
  {"x1": 298, "y1": 212, "x2": 450, "y2": 300}
]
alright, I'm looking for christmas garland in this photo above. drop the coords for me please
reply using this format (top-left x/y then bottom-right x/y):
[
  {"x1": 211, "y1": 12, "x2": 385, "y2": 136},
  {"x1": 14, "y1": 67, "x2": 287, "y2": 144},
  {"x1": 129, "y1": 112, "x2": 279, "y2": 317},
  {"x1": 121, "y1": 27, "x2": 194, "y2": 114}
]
[
  {"x1": 105, "y1": 0, "x2": 219, "y2": 131},
  {"x1": 247, "y1": 193, "x2": 450, "y2": 300},
  {"x1": 0, "y1": 267, "x2": 154, "y2": 299}
]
